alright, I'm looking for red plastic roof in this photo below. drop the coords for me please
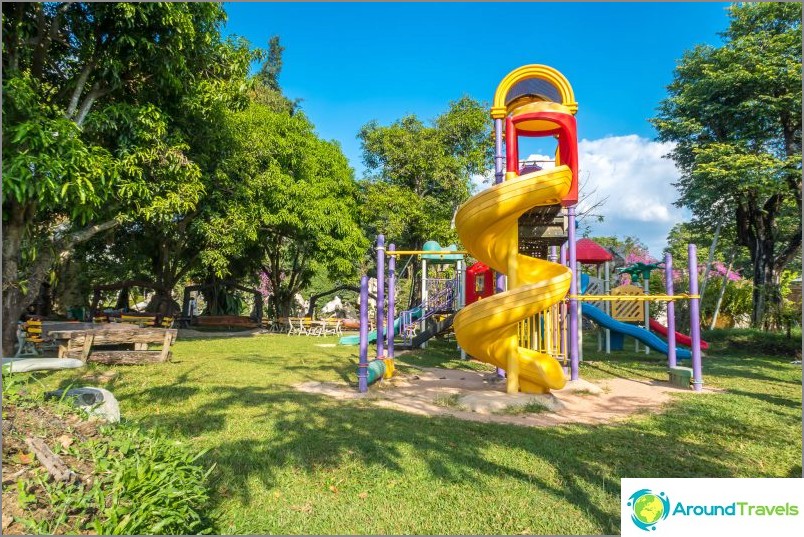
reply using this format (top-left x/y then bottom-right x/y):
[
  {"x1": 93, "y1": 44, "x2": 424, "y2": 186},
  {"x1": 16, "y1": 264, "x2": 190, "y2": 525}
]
[
  {"x1": 467, "y1": 262, "x2": 491, "y2": 275},
  {"x1": 576, "y1": 238, "x2": 613, "y2": 264}
]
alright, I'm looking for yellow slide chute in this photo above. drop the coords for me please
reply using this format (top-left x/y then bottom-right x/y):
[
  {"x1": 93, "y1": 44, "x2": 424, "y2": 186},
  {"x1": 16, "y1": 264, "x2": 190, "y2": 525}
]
[{"x1": 453, "y1": 166, "x2": 572, "y2": 394}]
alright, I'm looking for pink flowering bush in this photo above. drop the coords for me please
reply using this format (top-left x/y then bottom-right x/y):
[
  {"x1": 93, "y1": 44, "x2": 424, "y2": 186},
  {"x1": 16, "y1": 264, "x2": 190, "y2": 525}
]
[{"x1": 258, "y1": 271, "x2": 277, "y2": 299}]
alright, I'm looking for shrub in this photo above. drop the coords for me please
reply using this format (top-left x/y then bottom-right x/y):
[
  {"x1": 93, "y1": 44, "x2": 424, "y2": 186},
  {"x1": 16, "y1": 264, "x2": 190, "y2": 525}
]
[{"x1": 1, "y1": 373, "x2": 216, "y2": 535}]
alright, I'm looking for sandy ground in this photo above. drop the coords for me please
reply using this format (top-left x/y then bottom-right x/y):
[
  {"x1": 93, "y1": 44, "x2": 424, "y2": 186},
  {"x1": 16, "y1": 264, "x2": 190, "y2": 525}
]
[
  {"x1": 296, "y1": 365, "x2": 719, "y2": 427},
  {"x1": 172, "y1": 330, "x2": 718, "y2": 427}
]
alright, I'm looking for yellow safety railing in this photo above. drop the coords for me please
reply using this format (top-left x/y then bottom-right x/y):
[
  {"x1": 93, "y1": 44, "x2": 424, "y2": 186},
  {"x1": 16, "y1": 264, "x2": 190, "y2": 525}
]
[
  {"x1": 518, "y1": 302, "x2": 565, "y2": 363},
  {"x1": 567, "y1": 294, "x2": 700, "y2": 301},
  {"x1": 386, "y1": 250, "x2": 468, "y2": 256}
]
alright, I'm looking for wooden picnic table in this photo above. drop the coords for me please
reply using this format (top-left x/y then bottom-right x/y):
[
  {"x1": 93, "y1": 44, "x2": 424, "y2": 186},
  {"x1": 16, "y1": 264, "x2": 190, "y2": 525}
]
[{"x1": 48, "y1": 324, "x2": 177, "y2": 365}]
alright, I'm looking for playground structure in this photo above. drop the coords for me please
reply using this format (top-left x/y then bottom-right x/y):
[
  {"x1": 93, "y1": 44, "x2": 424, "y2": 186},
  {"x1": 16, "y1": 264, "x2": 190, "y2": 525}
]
[
  {"x1": 576, "y1": 251, "x2": 710, "y2": 357},
  {"x1": 353, "y1": 64, "x2": 705, "y2": 395},
  {"x1": 349, "y1": 238, "x2": 469, "y2": 392}
]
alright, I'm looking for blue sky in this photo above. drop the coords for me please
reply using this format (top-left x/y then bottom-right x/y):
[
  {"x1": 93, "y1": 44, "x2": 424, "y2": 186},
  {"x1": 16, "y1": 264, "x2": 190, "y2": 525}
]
[{"x1": 222, "y1": 2, "x2": 732, "y2": 256}]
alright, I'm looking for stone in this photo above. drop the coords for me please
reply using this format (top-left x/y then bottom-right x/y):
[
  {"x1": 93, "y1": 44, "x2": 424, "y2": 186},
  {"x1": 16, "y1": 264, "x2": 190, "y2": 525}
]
[
  {"x1": 459, "y1": 391, "x2": 565, "y2": 414},
  {"x1": 557, "y1": 378, "x2": 605, "y2": 395},
  {"x1": 45, "y1": 387, "x2": 120, "y2": 423}
]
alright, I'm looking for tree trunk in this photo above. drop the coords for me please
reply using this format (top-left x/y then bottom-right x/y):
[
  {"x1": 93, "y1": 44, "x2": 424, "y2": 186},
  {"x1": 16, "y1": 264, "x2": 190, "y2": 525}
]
[
  {"x1": 2, "y1": 201, "x2": 55, "y2": 355},
  {"x1": 750, "y1": 238, "x2": 776, "y2": 328},
  {"x1": 52, "y1": 256, "x2": 91, "y2": 315},
  {"x1": 2, "y1": 209, "x2": 118, "y2": 354}
]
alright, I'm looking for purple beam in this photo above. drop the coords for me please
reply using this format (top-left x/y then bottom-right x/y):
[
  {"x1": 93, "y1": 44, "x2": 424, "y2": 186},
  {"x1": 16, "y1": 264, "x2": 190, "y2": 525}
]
[
  {"x1": 376, "y1": 235, "x2": 385, "y2": 359},
  {"x1": 665, "y1": 253, "x2": 677, "y2": 368},
  {"x1": 568, "y1": 206, "x2": 579, "y2": 380},
  {"x1": 560, "y1": 243, "x2": 567, "y2": 266},
  {"x1": 494, "y1": 118, "x2": 504, "y2": 183},
  {"x1": 494, "y1": 117, "x2": 506, "y2": 379},
  {"x1": 688, "y1": 244, "x2": 704, "y2": 391},
  {"x1": 386, "y1": 244, "x2": 396, "y2": 359},
  {"x1": 358, "y1": 275, "x2": 369, "y2": 393}
]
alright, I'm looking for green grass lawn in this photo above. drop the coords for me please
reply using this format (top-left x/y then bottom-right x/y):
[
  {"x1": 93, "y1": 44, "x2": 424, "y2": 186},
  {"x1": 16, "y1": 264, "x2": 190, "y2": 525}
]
[{"x1": 28, "y1": 329, "x2": 802, "y2": 535}]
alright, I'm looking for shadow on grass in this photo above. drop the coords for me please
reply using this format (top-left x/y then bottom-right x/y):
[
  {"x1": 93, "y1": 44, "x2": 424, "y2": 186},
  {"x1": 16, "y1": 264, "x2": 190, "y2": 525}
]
[
  {"x1": 92, "y1": 376, "x2": 798, "y2": 535},
  {"x1": 34, "y1": 330, "x2": 799, "y2": 534}
]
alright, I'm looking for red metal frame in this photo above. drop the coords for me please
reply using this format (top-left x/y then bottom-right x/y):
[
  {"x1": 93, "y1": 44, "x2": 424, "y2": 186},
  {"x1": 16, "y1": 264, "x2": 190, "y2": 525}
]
[{"x1": 504, "y1": 110, "x2": 578, "y2": 206}]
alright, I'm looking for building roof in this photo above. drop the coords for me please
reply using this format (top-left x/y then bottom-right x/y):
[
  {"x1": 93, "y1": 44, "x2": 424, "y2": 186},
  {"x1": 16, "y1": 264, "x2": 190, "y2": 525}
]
[{"x1": 576, "y1": 238, "x2": 614, "y2": 264}]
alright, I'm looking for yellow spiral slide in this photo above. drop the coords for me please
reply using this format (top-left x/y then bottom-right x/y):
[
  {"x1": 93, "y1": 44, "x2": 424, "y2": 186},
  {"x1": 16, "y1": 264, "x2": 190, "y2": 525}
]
[{"x1": 453, "y1": 162, "x2": 572, "y2": 395}]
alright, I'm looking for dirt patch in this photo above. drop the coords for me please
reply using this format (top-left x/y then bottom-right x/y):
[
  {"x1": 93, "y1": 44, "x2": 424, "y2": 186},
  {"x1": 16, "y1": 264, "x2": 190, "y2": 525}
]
[
  {"x1": 296, "y1": 366, "x2": 720, "y2": 427},
  {"x1": 2, "y1": 398, "x2": 104, "y2": 534}
]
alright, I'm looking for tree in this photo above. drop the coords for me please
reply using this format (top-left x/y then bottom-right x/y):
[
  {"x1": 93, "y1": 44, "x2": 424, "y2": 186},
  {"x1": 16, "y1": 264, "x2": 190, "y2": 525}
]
[
  {"x1": 256, "y1": 35, "x2": 284, "y2": 92},
  {"x1": 651, "y1": 2, "x2": 802, "y2": 328},
  {"x1": 2, "y1": 2, "x2": 250, "y2": 353},
  {"x1": 199, "y1": 101, "x2": 368, "y2": 318},
  {"x1": 358, "y1": 96, "x2": 493, "y2": 249}
]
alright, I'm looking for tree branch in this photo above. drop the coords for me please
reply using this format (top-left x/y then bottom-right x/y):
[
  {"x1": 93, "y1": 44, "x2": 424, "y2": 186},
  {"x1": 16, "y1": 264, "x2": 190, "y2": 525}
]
[
  {"x1": 56, "y1": 219, "x2": 120, "y2": 255},
  {"x1": 31, "y1": 2, "x2": 71, "y2": 80},
  {"x1": 774, "y1": 224, "x2": 802, "y2": 271},
  {"x1": 75, "y1": 83, "x2": 111, "y2": 127},
  {"x1": 66, "y1": 61, "x2": 94, "y2": 118}
]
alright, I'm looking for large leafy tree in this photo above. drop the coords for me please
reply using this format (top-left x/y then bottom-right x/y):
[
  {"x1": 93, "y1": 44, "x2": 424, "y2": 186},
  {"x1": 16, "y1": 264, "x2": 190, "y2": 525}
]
[
  {"x1": 200, "y1": 100, "x2": 368, "y2": 318},
  {"x1": 651, "y1": 2, "x2": 802, "y2": 327},
  {"x1": 358, "y1": 96, "x2": 492, "y2": 249},
  {"x1": 1, "y1": 2, "x2": 248, "y2": 353}
]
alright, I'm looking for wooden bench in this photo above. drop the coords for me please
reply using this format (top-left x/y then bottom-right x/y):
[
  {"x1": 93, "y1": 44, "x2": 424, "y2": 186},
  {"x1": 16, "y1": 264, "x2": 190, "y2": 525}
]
[
  {"x1": 57, "y1": 327, "x2": 177, "y2": 365},
  {"x1": 194, "y1": 315, "x2": 259, "y2": 329},
  {"x1": 119, "y1": 314, "x2": 159, "y2": 327}
]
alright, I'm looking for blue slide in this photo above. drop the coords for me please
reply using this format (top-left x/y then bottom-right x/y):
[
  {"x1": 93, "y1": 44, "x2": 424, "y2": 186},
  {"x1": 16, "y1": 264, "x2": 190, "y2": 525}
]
[
  {"x1": 581, "y1": 303, "x2": 691, "y2": 360},
  {"x1": 339, "y1": 307, "x2": 423, "y2": 345}
]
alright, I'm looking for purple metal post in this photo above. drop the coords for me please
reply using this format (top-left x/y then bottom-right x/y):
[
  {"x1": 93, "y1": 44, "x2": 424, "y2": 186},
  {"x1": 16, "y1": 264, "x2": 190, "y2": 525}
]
[
  {"x1": 665, "y1": 253, "x2": 677, "y2": 368},
  {"x1": 494, "y1": 117, "x2": 506, "y2": 379},
  {"x1": 688, "y1": 244, "x2": 704, "y2": 391},
  {"x1": 358, "y1": 275, "x2": 369, "y2": 393},
  {"x1": 386, "y1": 244, "x2": 396, "y2": 359},
  {"x1": 560, "y1": 243, "x2": 567, "y2": 266},
  {"x1": 376, "y1": 235, "x2": 385, "y2": 359},
  {"x1": 494, "y1": 118, "x2": 504, "y2": 183},
  {"x1": 568, "y1": 206, "x2": 579, "y2": 380}
]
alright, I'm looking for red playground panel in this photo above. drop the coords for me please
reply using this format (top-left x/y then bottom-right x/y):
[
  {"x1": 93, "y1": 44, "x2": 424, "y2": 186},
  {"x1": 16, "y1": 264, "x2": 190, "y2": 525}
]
[{"x1": 465, "y1": 262, "x2": 494, "y2": 305}]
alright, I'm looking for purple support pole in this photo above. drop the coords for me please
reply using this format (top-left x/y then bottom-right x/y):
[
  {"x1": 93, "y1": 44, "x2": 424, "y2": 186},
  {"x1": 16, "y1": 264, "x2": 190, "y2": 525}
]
[
  {"x1": 688, "y1": 244, "x2": 704, "y2": 391},
  {"x1": 568, "y1": 206, "x2": 579, "y2": 380},
  {"x1": 495, "y1": 266, "x2": 506, "y2": 379},
  {"x1": 358, "y1": 275, "x2": 369, "y2": 393},
  {"x1": 549, "y1": 246, "x2": 558, "y2": 263},
  {"x1": 560, "y1": 243, "x2": 567, "y2": 266},
  {"x1": 386, "y1": 244, "x2": 396, "y2": 359},
  {"x1": 665, "y1": 253, "x2": 677, "y2": 368},
  {"x1": 494, "y1": 117, "x2": 506, "y2": 379},
  {"x1": 494, "y1": 118, "x2": 504, "y2": 183},
  {"x1": 376, "y1": 235, "x2": 385, "y2": 359}
]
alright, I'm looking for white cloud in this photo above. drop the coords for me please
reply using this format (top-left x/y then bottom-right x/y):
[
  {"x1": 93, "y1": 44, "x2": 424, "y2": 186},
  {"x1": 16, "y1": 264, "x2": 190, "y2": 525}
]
[{"x1": 525, "y1": 135, "x2": 688, "y2": 258}]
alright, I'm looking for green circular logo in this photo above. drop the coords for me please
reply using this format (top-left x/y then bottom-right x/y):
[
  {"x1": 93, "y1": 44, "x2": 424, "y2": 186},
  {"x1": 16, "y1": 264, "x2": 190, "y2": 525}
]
[{"x1": 627, "y1": 489, "x2": 670, "y2": 531}]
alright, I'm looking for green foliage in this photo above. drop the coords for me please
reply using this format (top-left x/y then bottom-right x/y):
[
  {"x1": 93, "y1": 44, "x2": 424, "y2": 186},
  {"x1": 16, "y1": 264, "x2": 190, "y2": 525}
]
[
  {"x1": 704, "y1": 326, "x2": 801, "y2": 357},
  {"x1": 255, "y1": 35, "x2": 284, "y2": 92},
  {"x1": 198, "y1": 98, "x2": 368, "y2": 316},
  {"x1": 1, "y1": 2, "x2": 252, "y2": 352},
  {"x1": 651, "y1": 2, "x2": 802, "y2": 327},
  {"x1": 83, "y1": 424, "x2": 214, "y2": 535},
  {"x1": 358, "y1": 96, "x2": 492, "y2": 248},
  {"x1": 2, "y1": 372, "x2": 214, "y2": 535},
  {"x1": 586, "y1": 235, "x2": 648, "y2": 263}
]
